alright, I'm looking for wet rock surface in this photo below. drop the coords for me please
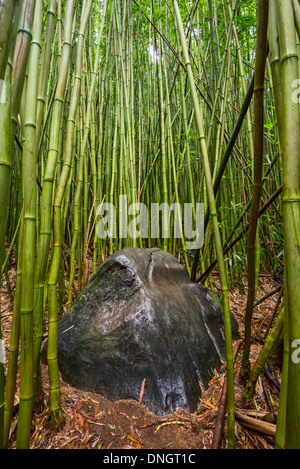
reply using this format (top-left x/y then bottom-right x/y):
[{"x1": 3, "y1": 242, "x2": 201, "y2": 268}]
[{"x1": 44, "y1": 248, "x2": 239, "y2": 415}]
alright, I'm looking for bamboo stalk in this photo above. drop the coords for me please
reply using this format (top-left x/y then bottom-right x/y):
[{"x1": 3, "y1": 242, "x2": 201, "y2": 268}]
[
  {"x1": 241, "y1": 0, "x2": 269, "y2": 377},
  {"x1": 235, "y1": 411, "x2": 276, "y2": 437},
  {"x1": 0, "y1": 0, "x2": 287, "y2": 449},
  {"x1": 0, "y1": 59, "x2": 13, "y2": 438},
  {"x1": 3, "y1": 215, "x2": 24, "y2": 448},
  {"x1": 67, "y1": 0, "x2": 108, "y2": 307},
  {"x1": 16, "y1": 0, "x2": 42, "y2": 448},
  {"x1": 191, "y1": 74, "x2": 255, "y2": 281},
  {"x1": 211, "y1": 339, "x2": 243, "y2": 449},
  {"x1": 47, "y1": 0, "x2": 93, "y2": 423},
  {"x1": 0, "y1": 0, "x2": 17, "y2": 81},
  {"x1": 33, "y1": 0, "x2": 76, "y2": 398},
  {"x1": 173, "y1": 0, "x2": 235, "y2": 448},
  {"x1": 244, "y1": 306, "x2": 284, "y2": 400},
  {"x1": 35, "y1": 0, "x2": 56, "y2": 149}
]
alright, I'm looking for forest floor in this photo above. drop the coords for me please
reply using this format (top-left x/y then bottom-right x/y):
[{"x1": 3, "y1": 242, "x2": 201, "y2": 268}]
[{"x1": 1, "y1": 253, "x2": 283, "y2": 450}]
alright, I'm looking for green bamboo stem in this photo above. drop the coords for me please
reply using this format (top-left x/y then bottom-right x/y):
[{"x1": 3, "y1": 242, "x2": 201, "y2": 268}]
[
  {"x1": 191, "y1": 74, "x2": 255, "y2": 281},
  {"x1": 0, "y1": 13, "x2": 28, "y2": 439},
  {"x1": 275, "y1": 268, "x2": 289, "y2": 449},
  {"x1": 241, "y1": 0, "x2": 269, "y2": 377},
  {"x1": 0, "y1": 59, "x2": 13, "y2": 285},
  {"x1": 10, "y1": 0, "x2": 36, "y2": 151},
  {"x1": 173, "y1": 0, "x2": 235, "y2": 448},
  {"x1": 33, "y1": 0, "x2": 76, "y2": 398},
  {"x1": 67, "y1": 0, "x2": 107, "y2": 308},
  {"x1": 154, "y1": 19, "x2": 169, "y2": 251},
  {"x1": 199, "y1": 184, "x2": 283, "y2": 284},
  {"x1": 268, "y1": 1, "x2": 283, "y2": 148},
  {"x1": 3, "y1": 215, "x2": 24, "y2": 448},
  {"x1": 47, "y1": 0, "x2": 92, "y2": 423},
  {"x1": 161, "y1": 36, "x2": 190, "y2": 273},
  {"x1": 276, "y1": 0, "x2": 300, "y2": 449},
  {"x1": 0, "y1": 0, "x2": 286, "y2": 449},
  {"x1": 0, "y1": 0, "x2": 17, "y2": 81},
  {"x1": 16, "y1": 0, "x2": 42, "y2": 448},
  {"x1": 206, "y1": 0, "x2": 237, "y2": 152},
  {"x1": 292, "y1": 0, "x2": 300, "y2": 38},
  {"x1": 244, "y1": 305, "x2": 284, "y2": 399}
]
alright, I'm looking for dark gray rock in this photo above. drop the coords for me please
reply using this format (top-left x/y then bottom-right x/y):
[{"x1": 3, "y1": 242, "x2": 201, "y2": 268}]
[{"x1": 43, "y1": 248, "x2": 239, "y2": 415}]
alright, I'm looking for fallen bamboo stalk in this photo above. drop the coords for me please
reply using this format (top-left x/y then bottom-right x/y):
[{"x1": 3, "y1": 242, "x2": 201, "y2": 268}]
[{"x1": 235, "y1": 411, "x2": 276, "y2": 437}]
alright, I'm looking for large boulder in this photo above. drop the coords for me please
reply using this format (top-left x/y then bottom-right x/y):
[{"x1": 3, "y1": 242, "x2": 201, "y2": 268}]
[{"x1": 44, "y1": 248, "x2": 239, "y2": 415}]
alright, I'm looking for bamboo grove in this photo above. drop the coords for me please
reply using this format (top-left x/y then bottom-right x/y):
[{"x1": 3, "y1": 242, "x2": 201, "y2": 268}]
[{"x1": 0, "y1": 0, "x2": 299, "y2": 449}]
